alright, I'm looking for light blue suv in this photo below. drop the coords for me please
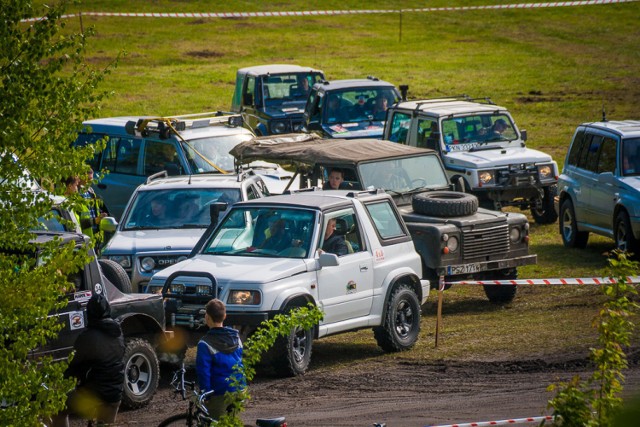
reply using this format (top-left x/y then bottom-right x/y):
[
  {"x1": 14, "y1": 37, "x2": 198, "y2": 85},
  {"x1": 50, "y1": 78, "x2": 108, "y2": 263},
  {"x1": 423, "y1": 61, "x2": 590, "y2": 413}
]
[{"x1": 557, "y1": 120, "x2": 640, "y2": 254}]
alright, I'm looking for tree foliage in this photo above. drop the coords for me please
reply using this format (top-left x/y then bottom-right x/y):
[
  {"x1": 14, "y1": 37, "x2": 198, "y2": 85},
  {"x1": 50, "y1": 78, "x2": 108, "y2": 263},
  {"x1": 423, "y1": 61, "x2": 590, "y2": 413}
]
[
  {"x1": 547, "y1": 251, "x2": 640, "y2": 427},
  {"x1": 0, "y1": 1, "x2": 114, "y2": 424}
]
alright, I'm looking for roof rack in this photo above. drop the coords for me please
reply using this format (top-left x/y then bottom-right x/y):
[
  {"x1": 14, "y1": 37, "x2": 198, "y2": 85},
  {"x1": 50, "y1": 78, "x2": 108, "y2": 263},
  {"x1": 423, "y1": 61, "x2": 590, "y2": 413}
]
[
  {"x1": 347, "y1": 188, "x2": 385, "y2": 198},
  {"x1": 124, "y1": 111, "x2": 243, "y2": 140},
  {"x1": 410, "y1": 95, "x2": 495, "y2": 112},
  {"x1": 146, "y1": 170, "x2": 168, "y2": 184}
]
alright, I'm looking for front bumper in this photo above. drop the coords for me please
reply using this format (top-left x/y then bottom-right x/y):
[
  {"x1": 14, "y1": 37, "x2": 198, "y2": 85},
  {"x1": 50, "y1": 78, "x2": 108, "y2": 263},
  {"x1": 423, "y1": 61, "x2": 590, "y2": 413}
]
[{"x1": 435, "y1": 254, "x2": 537, "y2": 278}]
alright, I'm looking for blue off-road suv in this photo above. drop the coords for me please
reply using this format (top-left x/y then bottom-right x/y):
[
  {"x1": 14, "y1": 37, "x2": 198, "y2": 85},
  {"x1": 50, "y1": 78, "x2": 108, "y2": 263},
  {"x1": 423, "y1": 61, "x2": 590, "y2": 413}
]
[{"x1": 557, "y1": 119, "x2": 640, "y2": 254}]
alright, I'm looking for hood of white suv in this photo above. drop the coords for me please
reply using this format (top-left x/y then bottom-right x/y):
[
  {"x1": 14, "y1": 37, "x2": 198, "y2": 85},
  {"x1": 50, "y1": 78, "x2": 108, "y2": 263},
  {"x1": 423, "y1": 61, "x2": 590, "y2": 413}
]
[
  {"x1": 444, "y1": 146, "x2": 553, "y2": 169},
  {"x1": 103, "y1": 228, "x2": 207, "y2": 255},
  {"x1": 152, "y1": 255, "x2": 308, "y2": 285}
]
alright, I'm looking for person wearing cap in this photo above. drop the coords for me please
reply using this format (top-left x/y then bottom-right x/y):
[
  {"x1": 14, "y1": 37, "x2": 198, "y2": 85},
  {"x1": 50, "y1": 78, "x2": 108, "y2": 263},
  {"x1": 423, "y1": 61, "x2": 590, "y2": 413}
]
[
  {"x1": 52, "y1": 293, "x2": 125, "y2": 427},
  {"x1": 486, "y1": 118, "x2": 509, "y2": 141}
]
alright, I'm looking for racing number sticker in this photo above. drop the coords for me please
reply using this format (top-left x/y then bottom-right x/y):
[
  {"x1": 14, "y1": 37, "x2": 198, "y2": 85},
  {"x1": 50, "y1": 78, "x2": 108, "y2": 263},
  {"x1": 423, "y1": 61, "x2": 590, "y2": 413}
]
[{"x1": 374, "y1": 248, "x2": 384, "y2": 262}]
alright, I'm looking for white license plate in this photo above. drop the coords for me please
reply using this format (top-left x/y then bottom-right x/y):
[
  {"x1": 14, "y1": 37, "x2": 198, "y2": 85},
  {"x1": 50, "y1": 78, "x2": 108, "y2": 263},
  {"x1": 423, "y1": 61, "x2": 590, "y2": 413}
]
[{"x1": 447, "y1": 263, "x2": 482, "y2": 275}]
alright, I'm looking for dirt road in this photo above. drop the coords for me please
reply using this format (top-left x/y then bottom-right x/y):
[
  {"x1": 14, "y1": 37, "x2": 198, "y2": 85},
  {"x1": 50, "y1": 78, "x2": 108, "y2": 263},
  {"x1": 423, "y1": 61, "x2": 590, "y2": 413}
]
[{"x1": 106, "y1": 351, "x2": 640, "y2": 427}]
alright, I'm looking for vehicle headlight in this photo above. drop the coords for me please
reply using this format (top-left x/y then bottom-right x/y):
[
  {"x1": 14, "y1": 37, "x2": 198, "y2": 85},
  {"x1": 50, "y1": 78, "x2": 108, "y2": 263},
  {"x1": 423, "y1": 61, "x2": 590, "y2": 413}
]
[
  {"x1": 147, "y1": 284, "x2": 164, "y2": 294},
  {"x1": 228, "y1": 290, "x2": 261, "y2": 305},
  {"x1": 509, "y1": 227, "x2": 521, "y2": 243},
  {"x1": 442, "y1": 234, "x2": 459, "y2": 253},
  {"x1": 107, "y1": 255, "x2": 131, "y2": 269},
  {"x1": 170, "y1": 283, "x2": 185, "y2": 294},
  {"x1": 271, "y1": 121, "x2": 288, "y2": 134},
  {"x1": 478, "y1": 171, "x2": 495, "y2": 185},
  {"x1": 196, "y1": 284, "x2": 213, "y2": 295},
  {"x1": 537, "y1": 164, "x2": 553, "y2": 180},
  {"x1": 140, "y1": 257, "x2": 156, "y2": 272}
]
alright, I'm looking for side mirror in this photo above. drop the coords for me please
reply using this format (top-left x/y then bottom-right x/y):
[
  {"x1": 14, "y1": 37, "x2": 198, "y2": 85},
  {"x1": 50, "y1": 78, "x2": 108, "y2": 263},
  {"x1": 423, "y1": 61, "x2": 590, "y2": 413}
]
[
  {"x1": 318, "y1": 252, "x2": 339, "y2": 268},
  {"x1": 520, "y1": 129, "x2": 528, "y2": 142},
  {"x1": 598, "y1": 171, "x2": 615, "y2": 184},
  {"x1": 99, "y1": 217, "x2": 118, "y2": 233},
  {"x1": 209, "y1": 202, "x2": 228, "y2": 225}
]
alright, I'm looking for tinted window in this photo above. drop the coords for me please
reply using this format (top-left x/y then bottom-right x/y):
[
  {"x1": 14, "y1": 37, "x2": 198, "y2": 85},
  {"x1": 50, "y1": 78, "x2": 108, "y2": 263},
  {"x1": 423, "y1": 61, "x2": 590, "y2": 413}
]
[
  {"x1": 102, "y1": 137, "x2": 141, "y2": 175},
  {"x1": 567, "y1": 130, "x2": 586, "y2": 166},
  {"x1": 576, "y1": 133, "x2": 594, "y2": 169},
  {"x1": 597, "y1": 137, "x2": 617, "y2": 174},
  {"x1": 144, "y1": 141, "x2": 179, "y2": 176},
  {"x1": 622, "y1": 137, "x2": 640, "y2": 176},
  {"x1": 584, "y1": 135, "x2": 604, "y2": 172},
  {"x1": 417, "y1": 119, "x2": 439, "y2": 150}
]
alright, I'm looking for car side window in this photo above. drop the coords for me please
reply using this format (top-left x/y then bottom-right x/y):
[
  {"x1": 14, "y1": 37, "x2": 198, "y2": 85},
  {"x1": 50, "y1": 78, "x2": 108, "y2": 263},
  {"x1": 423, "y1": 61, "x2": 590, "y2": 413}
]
[
  {"x1": 144, "y1": 141, "x2": 179, "y2": 176},
  {"x1": 576, "y1": 133, "x2": 594, "y2": 170},
  {"x1": 246, "y1": 185, "x2": 259, "y2": 200},
  {"x1": 102, "y1": 137, "x2": 141, "y2": 175},
  {"x1": 364, "y1": 200, "x2": 406, "y2": 240},
  {"x1": 567, "y1": 130, "x2": 586, "y2": 166},
  {"x1": 387, "y1": 112, "x2": 411, "y2": 144},
  {"x1": 597, "y1": 136, "x2": 617, "y2": 174},
  {"x1": 584, "y1": 135, "x2": 604, "y2": 172}
]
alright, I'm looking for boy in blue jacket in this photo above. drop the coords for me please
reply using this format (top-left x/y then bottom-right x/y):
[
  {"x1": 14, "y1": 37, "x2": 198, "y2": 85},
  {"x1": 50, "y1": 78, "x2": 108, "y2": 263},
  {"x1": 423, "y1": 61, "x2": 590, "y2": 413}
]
[{"x1": 196, "y1": 298, "x2": 245, "y2": 419}]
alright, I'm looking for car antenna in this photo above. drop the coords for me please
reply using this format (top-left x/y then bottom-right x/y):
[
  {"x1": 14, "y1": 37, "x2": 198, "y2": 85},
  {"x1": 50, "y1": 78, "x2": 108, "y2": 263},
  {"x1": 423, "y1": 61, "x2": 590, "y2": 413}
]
[
  {"x1": 602, "y1": 102, "x2": 607, "y2": 122},
  {"x1": 188, "y1": 174, "x2": 192, "y2": 184}
]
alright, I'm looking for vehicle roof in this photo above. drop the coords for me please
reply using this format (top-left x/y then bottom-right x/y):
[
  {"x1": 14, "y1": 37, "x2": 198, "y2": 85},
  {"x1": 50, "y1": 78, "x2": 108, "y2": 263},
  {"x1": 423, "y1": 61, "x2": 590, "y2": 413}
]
[
  {"x1": 314, "y1": 79, "x2": 398, "y2": 91},
  {"x1": 580, "y1": 120, "x2": 640, "y2": 137},
  {"x1": 393, "y1": 98, "x2": 508, "y2": 116},
  {"x1": 31, "y1": 230, "x2": 87, "y2": 246},
  {"x1": 230, "y1": 133, "x2": 433, "y2": 167},
  {"x1": 233, "y1": 189, "x2": 387, "y2": 212},
  {"x1": 82, "y1": 116, "x2": 253, "y2": 139},
  {"x1": 137, "y1": 173, "x2": 255, "y2": 191},
  {"x1": 237, "y1": 64, "x2": 324, "y2": 76}
]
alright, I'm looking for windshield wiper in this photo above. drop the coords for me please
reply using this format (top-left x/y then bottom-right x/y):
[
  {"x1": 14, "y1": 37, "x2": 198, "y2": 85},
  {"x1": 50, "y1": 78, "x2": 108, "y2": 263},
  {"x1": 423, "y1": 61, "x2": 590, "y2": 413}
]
[{"x1": 469, "y1": 144, "x2": 502, "y2": 152}]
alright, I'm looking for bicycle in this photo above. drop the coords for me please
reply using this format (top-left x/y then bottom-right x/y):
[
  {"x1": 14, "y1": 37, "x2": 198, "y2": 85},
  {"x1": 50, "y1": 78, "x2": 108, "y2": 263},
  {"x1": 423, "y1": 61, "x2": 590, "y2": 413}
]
[{"x1": 158, "y1": 361, "x2": 286, "y2": 427}]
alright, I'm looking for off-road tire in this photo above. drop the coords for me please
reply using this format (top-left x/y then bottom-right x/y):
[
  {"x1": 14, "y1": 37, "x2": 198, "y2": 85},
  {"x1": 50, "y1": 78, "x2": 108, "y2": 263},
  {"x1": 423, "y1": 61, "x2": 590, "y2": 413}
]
[
  {"x1": 374, "y1": 284, "x2": 421, "y2": 352},
  {"x1": 482, "y1": 269, "x2": 518, "y2": 304},
  {"x1": 122, "y1": 338, "x2": 160, "y2": 409},
  {"x1": 615, "y1": 210, "x2": 639, "y2": 256},
  {"x1": 412, "y1": 191, "x2": 478, "y2": 217},
  {"x1": 559, "y1": 198, "x2": 588, "y2": 248},
  {"x1": 271, "y1": 304, "x2": 314, "y2": 377},
  {"x1": 531, "y1": 185, "x2": 558, "y2": 225},
  {"x1": 98, "y1": 258, "x2": 133, "y2": 293}
]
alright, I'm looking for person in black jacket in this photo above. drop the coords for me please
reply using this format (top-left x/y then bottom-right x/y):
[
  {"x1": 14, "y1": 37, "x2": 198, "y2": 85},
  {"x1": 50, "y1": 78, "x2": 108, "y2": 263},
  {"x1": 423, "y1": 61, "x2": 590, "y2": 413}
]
[
  {"x1": 52, "y1": 293, "x2": 125, "y2": 427},
  {"x1": 320, "y1": 218, "x2": 349, "y2": 256}
]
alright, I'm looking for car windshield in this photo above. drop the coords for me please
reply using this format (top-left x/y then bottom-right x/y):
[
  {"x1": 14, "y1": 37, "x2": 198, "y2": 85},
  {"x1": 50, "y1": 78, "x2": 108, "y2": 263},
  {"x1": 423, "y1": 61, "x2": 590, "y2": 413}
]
[
  {"x1": 622, "y1": 137, "x2": 640, "y2": 177},
  {"x1": 122, "y1": 188, "x2": 241, "y2": 230},
  {"x1": 441, "y1": 114, "x2": 517, "y2": 150},
  {"x1": 34, "y1": 208, "x2": 70, "y2": 232},
  {"x1": 182, "y1": 133, "x2": 253, "y2": 174},
  {"x1": 203, "y1": 206, "x2": 316, "y2": 259},
  {"x1": 261, "y1": 72, "x2": 323, "y2": 106},
  {"x1": 359, "y1": 154, "x2": 449, "y2": 193},
  {"x1": 323, "y1": 87, "x2": 399, "y2": 125}
]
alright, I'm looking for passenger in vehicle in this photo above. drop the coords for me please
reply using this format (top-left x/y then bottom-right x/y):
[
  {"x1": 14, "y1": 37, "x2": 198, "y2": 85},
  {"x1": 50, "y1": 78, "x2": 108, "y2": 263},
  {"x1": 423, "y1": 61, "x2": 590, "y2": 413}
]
[
  {"x1": 323, "y1": 168, "x2": 345, "y2": 190},
  {"x1": 259, "y1": 217, "x2": 292, "y2": 252},
  {"x1": 326, "y1": 96, "x2": 347, "y2": 124},
  {"x1": 371, "y1": 94, "x2": 389, "y2": 121},
  {"x1": 319, "y1": 218, "x2": 349, "y2": 256},
  {"x1": 623, "y1": 145, "x2": 639, "y2": 175},
  {"x1": 482, "y1": 118, "x2": 509, "y2": 141},
  {"x1": 145, "y1": 197, "x2": 172, "y2": 227}
]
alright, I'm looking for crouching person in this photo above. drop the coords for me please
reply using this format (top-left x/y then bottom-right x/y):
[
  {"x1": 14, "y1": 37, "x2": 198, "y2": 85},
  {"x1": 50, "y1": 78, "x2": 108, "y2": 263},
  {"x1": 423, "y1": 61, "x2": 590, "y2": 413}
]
[
  {"x1": 196, "y1": 298, "x2": 246, "y2": 420},
  {"x1": 53, "y1": 293, "x2": 125, "y2": 427}
]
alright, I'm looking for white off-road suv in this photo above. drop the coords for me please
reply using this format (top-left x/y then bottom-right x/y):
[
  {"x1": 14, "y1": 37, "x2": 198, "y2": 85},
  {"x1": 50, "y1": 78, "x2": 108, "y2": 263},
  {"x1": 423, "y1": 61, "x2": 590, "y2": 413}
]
[
  {"x1": 147, "y1": 190, "x2": 429, "y2": 376},
  {"x1": 384, "y1": 97, "x2": 559, "y2": 224},
  {"x1": 101, "y1": 171, "x2": 268, "y2": 292}
]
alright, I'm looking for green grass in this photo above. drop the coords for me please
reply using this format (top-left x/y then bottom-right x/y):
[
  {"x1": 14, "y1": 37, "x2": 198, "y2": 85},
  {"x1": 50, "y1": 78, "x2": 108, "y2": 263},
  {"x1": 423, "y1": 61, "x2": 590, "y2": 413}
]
[{"x1": 33, "y1": 0, "x2": 640, "y2": 362}]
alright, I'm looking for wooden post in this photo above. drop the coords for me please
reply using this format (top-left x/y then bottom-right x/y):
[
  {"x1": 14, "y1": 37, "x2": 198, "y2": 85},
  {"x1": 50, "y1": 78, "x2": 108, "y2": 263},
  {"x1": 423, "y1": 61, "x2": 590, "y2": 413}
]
[{"x1": 435, "y1": 275, "x2": 444, "y2": 347}]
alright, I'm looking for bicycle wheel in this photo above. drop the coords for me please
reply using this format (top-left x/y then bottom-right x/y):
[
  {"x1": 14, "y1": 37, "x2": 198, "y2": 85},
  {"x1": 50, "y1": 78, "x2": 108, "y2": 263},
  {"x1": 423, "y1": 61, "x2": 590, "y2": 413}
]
[{"x1": 158, "y1": 412, "x2": 192, "y2": 427}]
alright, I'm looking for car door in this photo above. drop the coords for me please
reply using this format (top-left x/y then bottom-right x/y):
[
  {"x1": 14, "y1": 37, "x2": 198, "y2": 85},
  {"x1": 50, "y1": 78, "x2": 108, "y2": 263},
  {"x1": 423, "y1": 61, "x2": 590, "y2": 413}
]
[
  {"x1": 590, "y1": 134, "x2": 619, "y2": 231},
  {"x1": 316, "y1": 208, "x2": 373, "y2": 325},
  {"x1": 30, "y1": 268, "x2": 92, "y2": 362},
  {"x1": 95, "y1": 135, "x2": 145, "y2": 220}
]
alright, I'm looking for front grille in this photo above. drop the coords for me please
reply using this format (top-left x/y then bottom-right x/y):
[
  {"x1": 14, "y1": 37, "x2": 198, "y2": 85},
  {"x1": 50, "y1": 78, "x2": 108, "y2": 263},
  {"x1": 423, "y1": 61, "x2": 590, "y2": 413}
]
[
  {"x1": 462, "y1": 223, "x2": 509, "y2": 259},
  {"x1": 147, "y1": 256, "x2": 185, "y2": 270}
]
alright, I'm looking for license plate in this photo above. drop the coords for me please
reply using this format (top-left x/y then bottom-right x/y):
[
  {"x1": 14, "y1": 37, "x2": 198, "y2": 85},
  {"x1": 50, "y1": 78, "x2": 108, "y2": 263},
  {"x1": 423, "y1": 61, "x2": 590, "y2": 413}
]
[{"x1": 447, "y1": 263, "x2": 482, "y2": 275}]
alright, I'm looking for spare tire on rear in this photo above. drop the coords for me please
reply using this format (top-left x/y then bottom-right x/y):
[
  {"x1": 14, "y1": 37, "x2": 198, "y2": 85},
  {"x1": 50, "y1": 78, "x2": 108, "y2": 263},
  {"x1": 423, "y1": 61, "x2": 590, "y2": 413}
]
[
  {"x1": 412, "y1": 191, "x2": 478, "y2": 217},
  {"x1": 98, "y1": 258, "x2": 133, "y2": 293}
]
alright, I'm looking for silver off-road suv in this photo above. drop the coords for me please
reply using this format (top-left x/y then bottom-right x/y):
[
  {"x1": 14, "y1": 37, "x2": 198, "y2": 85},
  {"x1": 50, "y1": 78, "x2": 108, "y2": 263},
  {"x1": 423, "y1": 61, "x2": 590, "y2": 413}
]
[
  {"x1": 101, "y1": 171, "x2": 268, "y2": 292},
  {"x1": 557, "y1": 119, "x2": 640, "y2": 254},
  {"x1": 384, "y1": 97, "x2": 559, "y2": 224}
]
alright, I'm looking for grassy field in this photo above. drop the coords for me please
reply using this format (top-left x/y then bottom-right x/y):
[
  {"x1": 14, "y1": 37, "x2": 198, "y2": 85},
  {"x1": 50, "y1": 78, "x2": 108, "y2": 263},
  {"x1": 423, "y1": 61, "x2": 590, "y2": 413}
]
[{"x1": 37, "y1": 1, "x2": 640, "y2": 362}]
